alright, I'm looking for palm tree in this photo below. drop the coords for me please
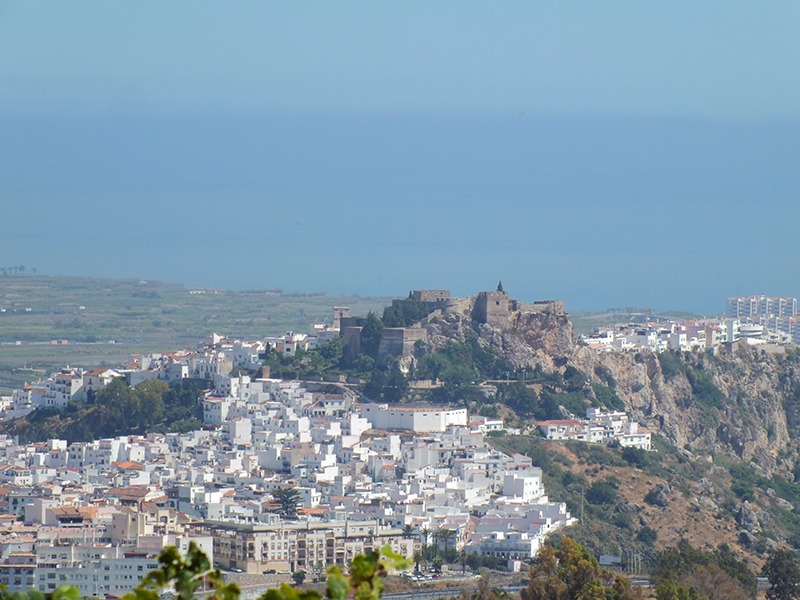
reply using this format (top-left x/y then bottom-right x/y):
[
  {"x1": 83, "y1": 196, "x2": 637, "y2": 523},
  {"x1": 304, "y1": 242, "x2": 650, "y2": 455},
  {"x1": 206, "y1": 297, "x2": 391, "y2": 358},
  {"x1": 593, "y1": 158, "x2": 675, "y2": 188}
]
[
  {"x1": 438, "y1": 528, "x2": 456, "y2": 556},
  {"x1": 402, "y1": 524, "x2": 414, "y2": 538},
  {"x1": 419, "y1": 527, "x2": 430, "y2": 548},
  {"x1": 413, "y1": 550, "x2": 422, "y2": 573}
]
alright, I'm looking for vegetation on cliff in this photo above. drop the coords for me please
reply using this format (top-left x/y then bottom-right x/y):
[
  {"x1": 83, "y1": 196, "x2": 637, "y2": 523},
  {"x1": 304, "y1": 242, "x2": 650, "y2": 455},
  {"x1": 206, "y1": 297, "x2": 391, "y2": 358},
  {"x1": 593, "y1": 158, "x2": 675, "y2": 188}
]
[{"x1": 381, "y1": 295, "x2": 431, "y2": 328}]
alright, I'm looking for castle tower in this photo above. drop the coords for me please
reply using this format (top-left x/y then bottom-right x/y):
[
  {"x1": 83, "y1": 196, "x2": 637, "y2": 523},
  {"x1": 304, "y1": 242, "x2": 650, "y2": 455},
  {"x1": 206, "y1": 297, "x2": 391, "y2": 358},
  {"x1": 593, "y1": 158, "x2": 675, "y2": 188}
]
[
  {"x1": 474, "y1": 290, "x2": 510, "y2": 329},
  {"x1": 332, "y1": 306, "x2": 349, "y2": 331}
]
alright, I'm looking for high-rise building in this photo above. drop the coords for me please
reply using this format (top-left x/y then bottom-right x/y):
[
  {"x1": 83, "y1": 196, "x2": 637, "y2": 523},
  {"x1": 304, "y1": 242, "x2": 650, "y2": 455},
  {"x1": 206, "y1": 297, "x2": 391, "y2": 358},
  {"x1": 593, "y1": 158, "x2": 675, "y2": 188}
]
[{"x1": 726, "y1": 295, "x2": 796, "y2": 319}]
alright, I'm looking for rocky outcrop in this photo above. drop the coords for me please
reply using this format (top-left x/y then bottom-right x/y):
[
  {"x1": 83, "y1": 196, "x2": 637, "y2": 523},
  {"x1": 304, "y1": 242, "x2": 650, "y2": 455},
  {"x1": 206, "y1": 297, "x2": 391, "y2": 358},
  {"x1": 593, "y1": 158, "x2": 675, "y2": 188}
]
[
  {"x1": 416, "y1": 291, "x2": 800, "y2": 475},
  {"x1": 421, "y1": 302, "x2": 573, "y2": 372},
  {"x1": 616, "y1": 502, "x2": 642, "y2": 514},
  {"x1": 645, "y1": 482, "x2": 671, "y2": 507},
  {"x1": 697, "y1": 496, "x2": 720, "y2": 512},
  {"x1": 508, "y1": 311, "x2": 573, "y2": 361},
  {"x1": 737, "y1": 501, "x2": 761, "y2": 533}
]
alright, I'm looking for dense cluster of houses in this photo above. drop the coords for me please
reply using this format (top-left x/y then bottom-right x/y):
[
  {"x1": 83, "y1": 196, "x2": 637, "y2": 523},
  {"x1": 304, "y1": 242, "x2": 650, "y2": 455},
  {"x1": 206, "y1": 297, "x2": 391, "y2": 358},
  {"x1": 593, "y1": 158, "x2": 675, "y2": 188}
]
[{"x1": 0, "y1": 326, "x2": 579, "y2": 595}]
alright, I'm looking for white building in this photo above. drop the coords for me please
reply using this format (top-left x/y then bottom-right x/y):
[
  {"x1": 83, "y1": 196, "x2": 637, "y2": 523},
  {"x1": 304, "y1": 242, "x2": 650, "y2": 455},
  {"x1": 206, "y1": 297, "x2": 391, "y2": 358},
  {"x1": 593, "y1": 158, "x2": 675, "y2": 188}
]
[
  {"x1": 82, "y1": 368, "x2": 121, "y2": 399},
  {"x1": 502, "y1": 469, "x2": 544, "y2": 502},
  {"x1": 618, "y1": 421, "x2": 651, "y2": 450},
  {"x1": 537, "y1": 420, "x2": 585, "y2": 440},
  {"x1": 360, "y1": 404, "x2": 467, "y2": 432}
]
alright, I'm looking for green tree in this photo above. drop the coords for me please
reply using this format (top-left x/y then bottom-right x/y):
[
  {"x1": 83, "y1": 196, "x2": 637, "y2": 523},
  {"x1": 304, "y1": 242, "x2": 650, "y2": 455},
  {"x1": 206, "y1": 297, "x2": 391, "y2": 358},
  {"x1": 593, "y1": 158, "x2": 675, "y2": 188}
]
[
  {"x1": 133, "y1": 545, "x2": 239, "y2": 600},
  {"x1": 416, "y1": 353, "x2": 451, "y2": 381},
  {"x1": 650, "y1": 540, "x2": 755, "y2": 599},
  {"x1": 636, "y1": 526, "x2": 658, "y2": 545},
  {"x1": 686, "y1": 564, "x2": 750, "y2": 600},
  {"x1": 621, "y1": 447, "x2": 651, "y2": 469},
  {"x1": 0, "y1": 584, "x2": 80, "y2": 600},
  {"x1": 319, "y1": 337, "x2": 344, "y2": 363},
  {"x1": 383, "y1": 367, "x2": 408, "y2": 403},
  {"x1": 521, "y1": 537, "x2": 641, "y2": 600},
  {"x1": 292, "y1": 570, "x2": 307, "y2": 586},
  {"x1": 563, "y1": 366, "x2": 585, "y2": 392},
  {"x1": 360, "y1": 312, "x2": 384, "y2": 359},
  {"x1": 431, "y1": 556, "x2": 444, "y2": 573},
  {"x1": 271, "y1": 487, "x2": 302, "y2": 520},
  {"x1": 655, "y1": 580, "x2": 702, "y2": 600},
  {"x1": 585, "y1": 480, "x2": 617, "y2": 506},
  {"x1": 412, "y1": 550, "x2": 422, "y2": 573},
  {"x1": 591, "y1": 383, "x2": 625, "y2": 411},
  {"x1": 436, "y1": 529, "x2": 456, "y2": 555},
  {"x1": 363, "y1": 370, "x2": 387, "y2": 401},
  {"x1": 382, "y1": 296, "x2": 430, "y2": 327},
  {"x1": 135, "y1": 378, "x2": 169, "y2": 424},
  {"x1": 495, "y1": 381, "x2": 538, "y2": 416},
  {"x1": 112, "y1": 542, "x2": 408, "y2": 600},
  {"x1": 351, "y1": 353, "x2": 375, "y2": 374},
  {"x1": 96, "y1": 377, "x2": 140, "y2": 432},
  {"x1": 763, "y1": 548, "x2": 800, "y2": 600}
]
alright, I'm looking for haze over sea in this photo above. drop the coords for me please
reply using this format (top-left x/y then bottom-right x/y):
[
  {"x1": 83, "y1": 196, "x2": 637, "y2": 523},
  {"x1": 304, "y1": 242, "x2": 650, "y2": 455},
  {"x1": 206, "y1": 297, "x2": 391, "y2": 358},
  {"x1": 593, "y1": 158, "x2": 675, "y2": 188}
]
[
  {"x1": 1, "y1": 3, "x2": 798, "y2": 315},
  {"x1": 3, "y1": 113, "x2": 797, "y2": 316}
]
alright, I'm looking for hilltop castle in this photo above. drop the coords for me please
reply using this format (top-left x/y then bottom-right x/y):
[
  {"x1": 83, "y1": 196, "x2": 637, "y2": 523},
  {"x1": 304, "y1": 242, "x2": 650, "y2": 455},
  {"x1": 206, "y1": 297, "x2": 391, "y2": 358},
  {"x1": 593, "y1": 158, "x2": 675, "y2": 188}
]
[{"x1": 339, "y1": 287, "x2": 564, "y2": 362}]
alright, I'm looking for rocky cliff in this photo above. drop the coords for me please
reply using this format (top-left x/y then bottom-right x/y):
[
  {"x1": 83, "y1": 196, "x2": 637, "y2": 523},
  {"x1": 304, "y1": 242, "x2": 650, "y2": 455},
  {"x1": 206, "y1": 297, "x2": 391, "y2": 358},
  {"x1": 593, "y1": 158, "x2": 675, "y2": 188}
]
[
  {"x1": 416, "y1": 298, "x2": 800, "y2": 475},
  {"x1": 576, "y1": 346, "x2": 797, "y2": 475},
  {"x1": 420, "y1": 298, "x2": 574, "y2": 370}
]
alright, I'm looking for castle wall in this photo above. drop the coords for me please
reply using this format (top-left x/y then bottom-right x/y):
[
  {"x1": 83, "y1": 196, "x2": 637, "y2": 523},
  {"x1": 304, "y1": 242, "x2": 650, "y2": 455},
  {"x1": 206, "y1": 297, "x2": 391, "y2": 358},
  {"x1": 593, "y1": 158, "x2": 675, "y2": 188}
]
[
  {"x1": 339, "y1": 316, "x2": 366, "y2": 331},
  {"x1": 440, "y1": 297, "x2": 473, "y2": 315},
  {"x1": 376, "y1": 327, "x2": 427, "y2": 364},
  {"x1": 412, "y1": 290, "x2": 451, "y2": 303},
  {"x1": 342, "y1": 327, "x2": 363, "y2": 363}
]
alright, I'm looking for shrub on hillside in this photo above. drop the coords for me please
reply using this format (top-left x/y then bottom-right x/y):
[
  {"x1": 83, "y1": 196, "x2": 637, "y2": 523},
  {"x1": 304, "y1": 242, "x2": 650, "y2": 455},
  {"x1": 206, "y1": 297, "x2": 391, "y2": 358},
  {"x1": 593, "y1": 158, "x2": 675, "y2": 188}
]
[
  {"x1": 586, "y1": 481, "x2": 618, "y2": 506},
  {"x1": 591, "y1": 383, "x2": 625, "y2": 411}
]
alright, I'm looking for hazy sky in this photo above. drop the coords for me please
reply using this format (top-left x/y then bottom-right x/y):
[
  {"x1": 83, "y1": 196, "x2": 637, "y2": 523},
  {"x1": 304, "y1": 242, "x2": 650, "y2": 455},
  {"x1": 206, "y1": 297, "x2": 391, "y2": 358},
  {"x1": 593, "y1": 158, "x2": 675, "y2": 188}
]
[{"x1": 1, "y1": 2, "x2": 799, "y2": 313}]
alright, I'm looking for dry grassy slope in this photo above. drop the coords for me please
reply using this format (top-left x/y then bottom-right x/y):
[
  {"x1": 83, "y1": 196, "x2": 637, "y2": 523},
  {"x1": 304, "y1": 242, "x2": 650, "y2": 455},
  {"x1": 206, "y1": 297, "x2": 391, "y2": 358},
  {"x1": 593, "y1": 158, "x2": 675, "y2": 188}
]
[{"x1": 543, "y1": 441, "x2": 769, "y2": 571}]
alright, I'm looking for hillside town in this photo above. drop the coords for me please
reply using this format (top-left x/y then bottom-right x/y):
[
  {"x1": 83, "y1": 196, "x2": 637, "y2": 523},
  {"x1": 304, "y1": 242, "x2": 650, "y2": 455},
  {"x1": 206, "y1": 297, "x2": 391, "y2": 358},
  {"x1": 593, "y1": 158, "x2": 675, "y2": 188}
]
[
  {"x1": 0, "y1": 298, "x2": 608, "y2": 597},
  {"x1": 0, "y1": 375, "x2": 575, "y2": 595}
]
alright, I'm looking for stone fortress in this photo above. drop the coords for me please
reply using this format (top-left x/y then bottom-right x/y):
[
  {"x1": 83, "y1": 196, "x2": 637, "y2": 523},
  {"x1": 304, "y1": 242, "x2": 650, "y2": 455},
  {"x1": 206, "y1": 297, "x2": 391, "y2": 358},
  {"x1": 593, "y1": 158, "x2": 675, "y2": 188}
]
[{"x1": 339, "y1": 285, "x2": 565, "y2": 364}]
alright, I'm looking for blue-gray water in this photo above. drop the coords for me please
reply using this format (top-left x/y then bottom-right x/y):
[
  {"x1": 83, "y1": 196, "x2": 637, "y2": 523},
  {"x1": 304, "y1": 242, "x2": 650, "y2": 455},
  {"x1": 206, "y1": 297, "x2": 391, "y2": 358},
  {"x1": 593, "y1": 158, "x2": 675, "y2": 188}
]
[{"x1": 1, "y1": 115, "x2": 797, "y2": 314}]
